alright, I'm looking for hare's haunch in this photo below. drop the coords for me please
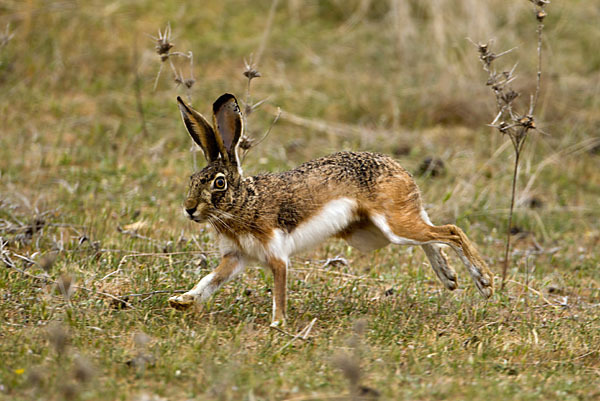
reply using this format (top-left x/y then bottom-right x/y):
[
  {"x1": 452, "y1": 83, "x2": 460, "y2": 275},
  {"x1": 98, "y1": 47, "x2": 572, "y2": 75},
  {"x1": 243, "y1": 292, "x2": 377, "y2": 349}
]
[{"x1": 169, "y1": 94, "x2": 493, "y2": 326}]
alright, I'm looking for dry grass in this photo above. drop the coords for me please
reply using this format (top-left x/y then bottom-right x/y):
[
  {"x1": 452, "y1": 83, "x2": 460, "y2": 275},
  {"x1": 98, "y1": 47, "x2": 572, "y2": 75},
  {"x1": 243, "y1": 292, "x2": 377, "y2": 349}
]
[{"x1": 1, "y1": 0, "x2": 600, "y2": 400}]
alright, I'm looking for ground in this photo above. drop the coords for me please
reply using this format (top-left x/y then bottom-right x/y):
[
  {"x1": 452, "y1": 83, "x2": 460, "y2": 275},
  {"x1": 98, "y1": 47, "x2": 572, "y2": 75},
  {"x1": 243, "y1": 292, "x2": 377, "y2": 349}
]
[{"x1": 1, "y1": 1, "x2": 599, "y2": 400}]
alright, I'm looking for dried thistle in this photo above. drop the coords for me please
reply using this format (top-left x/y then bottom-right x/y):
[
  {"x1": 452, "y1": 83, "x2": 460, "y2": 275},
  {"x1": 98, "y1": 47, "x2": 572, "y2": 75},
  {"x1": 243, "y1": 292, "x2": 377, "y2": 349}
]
[
  {"x1": 333, "y1": 352, "x2": 361, "y2": 389},
  {"x1": 243, "y1": 57, "x2": 262, "y2": 81},
  {"x1": 242, "y1": 55, "x2": 262, "y2": 117},
  {"x1": 26, "y1": 367, "x2": 44, "y2": 389},
  {"x1": 240, "y1": 54, "x2": 275, "y2": 160},
  {"x1": 47, "y1": 321, "x2": 69, "y2": 355},
  {"x1": 56, "y1": 273, "x2": 75, "y2": 300},
  {"x1": 333, "y1": 319, "x2": 379, "y2": 400},
  {"x1": 153, "y1": 23, "x2": 174, "y2": 62},
  {"x1": 38, "y1": 252, "x2": 57, "y2": 273},
  {"x1": 473, "y1": 1, "x2": 549, "y2": 289},
  {"x1": 128, "y1": 331, "x2": 154, "y2": 373},
  {"x1": 60, "y1": 381, "x2": 79, "y2": 401},
  {"x1": 73, "y1": 355, "x2": 94, "y2": 384},
  {"x1": 134, "y1": 331, "x2": 151, "y2": 349},
  {"x1": 151, "y1": 23, "x2": 195, "y2": 92}
]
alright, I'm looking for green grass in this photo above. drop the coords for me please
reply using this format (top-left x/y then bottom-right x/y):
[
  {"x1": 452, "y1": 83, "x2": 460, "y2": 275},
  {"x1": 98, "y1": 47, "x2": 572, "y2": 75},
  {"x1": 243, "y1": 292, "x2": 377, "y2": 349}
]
[{"x1": 1, "y1": 1, "x2": 600, "y2": 400}]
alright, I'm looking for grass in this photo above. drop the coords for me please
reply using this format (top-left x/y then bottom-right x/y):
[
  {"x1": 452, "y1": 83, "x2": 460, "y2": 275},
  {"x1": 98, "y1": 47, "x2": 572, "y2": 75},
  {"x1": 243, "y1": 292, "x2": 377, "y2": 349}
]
[{"x1": 1, "y1": 0, "x2": 600, "y2": 400}]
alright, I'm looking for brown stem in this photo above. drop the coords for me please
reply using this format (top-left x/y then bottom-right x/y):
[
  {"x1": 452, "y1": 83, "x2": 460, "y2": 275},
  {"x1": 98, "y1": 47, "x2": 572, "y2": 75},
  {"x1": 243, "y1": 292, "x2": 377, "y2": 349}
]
[
  {"x1": 501, "y1": 146, "x2": 521, "y2": 289},
  {"x1": 133, "y1": 35, "x2": 148, "y2": 136},
  {"x1": 530, "y1": 21, "x2": 544, "y2": 115}
]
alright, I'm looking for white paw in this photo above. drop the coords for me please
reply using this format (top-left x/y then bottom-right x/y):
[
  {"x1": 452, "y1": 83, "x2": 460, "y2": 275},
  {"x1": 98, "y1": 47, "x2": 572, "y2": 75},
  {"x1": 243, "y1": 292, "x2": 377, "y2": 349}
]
[
  {"x1": 270, "y1": 319, "x2": 286, "y2": 329},
  {"x1": 168, "y1": 293, "x2": 197, "y2": 310}
]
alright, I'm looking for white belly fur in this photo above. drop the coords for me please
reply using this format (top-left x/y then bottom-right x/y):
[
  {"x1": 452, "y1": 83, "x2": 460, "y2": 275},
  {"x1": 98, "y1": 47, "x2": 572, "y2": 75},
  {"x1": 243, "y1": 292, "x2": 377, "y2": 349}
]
[
  {"x1": 221, "y1": 198, "x2": 360, "y2": 262},
  {"x1": 345, "y1": 221, "x2": 390, "y2": 252},
  {"x1": 272, "y1": 197, "x2": 359, "y2": 257}
]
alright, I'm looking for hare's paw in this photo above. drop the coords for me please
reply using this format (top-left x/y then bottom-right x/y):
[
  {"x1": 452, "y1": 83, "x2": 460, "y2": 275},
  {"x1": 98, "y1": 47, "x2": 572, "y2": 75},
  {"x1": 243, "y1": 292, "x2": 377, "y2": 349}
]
[
  {"x1": 168, "y1": 293, "x2": 197, "y2": 310},
  {"x1": 470, "y1": 268, "x2": 493, "y2": 299},
  {"x1": 475, "y1": 272, "x2": 494, "y2": 299},
  {"x1": 269, "y1": 319, "x2": 286, "y2": 329}
]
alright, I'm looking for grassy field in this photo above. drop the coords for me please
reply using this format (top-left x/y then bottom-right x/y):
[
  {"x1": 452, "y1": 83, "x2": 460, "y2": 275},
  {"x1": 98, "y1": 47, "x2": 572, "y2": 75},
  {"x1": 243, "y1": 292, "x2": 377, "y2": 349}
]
[{"x1": 1, "y1": 0, "x2": 600, "y2": 400}]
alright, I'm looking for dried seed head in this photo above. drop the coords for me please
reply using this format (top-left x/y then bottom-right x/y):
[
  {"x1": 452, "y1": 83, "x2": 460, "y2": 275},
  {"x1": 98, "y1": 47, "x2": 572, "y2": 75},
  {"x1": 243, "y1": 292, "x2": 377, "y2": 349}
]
[
  {"x1": 333, "y1": 352, "x2": 361, "y2": 387},
  {"x1": 134, "y1": 332, "x2": 151, "y2": 349},
  {"x1": 519, "y1": 115, "x2": 536, "y2": 129},
  {"x1": 47, "y1": 322, "x2": 69, "y2": 355},
  {"x1": 502, "y1": 89, "x2": 519, "y2": 104},
  {"x1": 73, "y1": 356, "x2": 94, "y2": 383},
  {"x1": 184, "y1": 78, "x2": 195, "y2": 89},
  {"x1": 56, "y1": 273, "x2": 74, "y2": 300},
  {"x1": 154, "y1": 24, "x2": 174, "y2": 61},
  {"x1": 39, "y1": 252, "x2": 57, "y2": 272},
  {"x1": 352, "y1": 319, "x2": 367, "y2": 337},
  {"x1": 26, "y1": 367, "x2": 44, "y2": 388},
  {"x1": 498, "y1": 122, "x2": 510, "y2": 134},
  {"x1": 243, "y1": 57, "x2": 262, "y2": 81},
  {"x1": 536, "y1": 10, "x2": 547, "y2": 22},
  {"x1": 243, "y1": 68, "x2": 261, "y2": 80},
  {"x1": 156, "y1": 42, "x2": 173, "y2": 59},
  {"x1": 60, "y1": 382, "x2": 78, "y2": 401},
  {"x1": 238, "y1": 134, "x2": 255, "y2": 151}
]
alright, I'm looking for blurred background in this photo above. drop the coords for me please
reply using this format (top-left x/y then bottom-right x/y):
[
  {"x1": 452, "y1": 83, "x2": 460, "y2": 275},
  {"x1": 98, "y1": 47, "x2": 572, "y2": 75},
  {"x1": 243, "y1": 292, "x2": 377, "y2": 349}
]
[
  {"x1": 1, "y1": 0, "x2": 598, "y2": 237},
  {"x1": 1, "y1": 1, "x2": 599, "y2": 399}
]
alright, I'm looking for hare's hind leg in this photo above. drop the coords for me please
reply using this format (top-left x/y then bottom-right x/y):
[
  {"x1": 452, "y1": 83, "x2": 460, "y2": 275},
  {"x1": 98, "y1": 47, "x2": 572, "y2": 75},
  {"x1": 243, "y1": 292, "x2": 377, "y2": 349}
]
[
  {"x1": 168, "y1": 253, "x2": 245, "y2": 310},
  {"x1": 419, "y1": 209, "x2": 458, "y2": 291},
  {"x1": 370, "y1": 212, "x2": 458, "y2": 291},
  {"x1": 370, "y1": 210, "x2": 493, "y2": 297},
  {"x1": 430, "y1": 224, "x2": 493, "y2": 297},
  {"x1": 422, "y1": 244, "x2": 458, "y2": 291}
]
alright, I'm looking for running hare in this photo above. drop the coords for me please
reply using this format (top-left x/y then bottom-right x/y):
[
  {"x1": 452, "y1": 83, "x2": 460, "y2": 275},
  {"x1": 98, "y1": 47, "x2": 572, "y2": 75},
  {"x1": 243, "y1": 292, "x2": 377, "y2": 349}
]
[{"x1": 169, "y1": 93, "x2": 494, "y2": 326}]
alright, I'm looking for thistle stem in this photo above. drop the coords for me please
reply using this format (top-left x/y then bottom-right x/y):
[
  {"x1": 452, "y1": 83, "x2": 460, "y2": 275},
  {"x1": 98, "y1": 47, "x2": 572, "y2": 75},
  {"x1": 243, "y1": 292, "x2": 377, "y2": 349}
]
[{"x1": 501, "y1": 147, "x2": 521, "y2": 289}]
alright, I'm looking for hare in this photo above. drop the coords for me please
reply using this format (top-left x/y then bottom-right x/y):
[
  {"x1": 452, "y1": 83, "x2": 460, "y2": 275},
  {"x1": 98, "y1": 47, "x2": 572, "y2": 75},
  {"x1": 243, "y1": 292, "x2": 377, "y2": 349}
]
[{"x1": 169, "y1": 93, "x2": 494, "y2": 327}]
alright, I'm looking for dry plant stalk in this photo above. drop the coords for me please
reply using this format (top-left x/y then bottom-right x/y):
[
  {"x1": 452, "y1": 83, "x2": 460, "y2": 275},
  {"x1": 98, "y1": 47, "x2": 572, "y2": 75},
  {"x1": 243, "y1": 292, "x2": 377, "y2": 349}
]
[
  {"x1": 0, "y1": 23, "x2": 14, "y2": 49},
  {"x1": 474, "y1": 0, "x2": 549, "y2": 289},
  {"x1": 332, "y1": 320, "x2": 380, "y2": 400},
  {"x1": 149, "y1": 16, "x2": 280, "y2": 164},
  {"x1": 151, "y1": 23, "x2": 195, "y2": 93},
  {"x1": 238, "y1": 56, "x2": 282, "y2": 161},
  {"x1": 238, "y1": 0, "x2": 282, "y2": 159}
]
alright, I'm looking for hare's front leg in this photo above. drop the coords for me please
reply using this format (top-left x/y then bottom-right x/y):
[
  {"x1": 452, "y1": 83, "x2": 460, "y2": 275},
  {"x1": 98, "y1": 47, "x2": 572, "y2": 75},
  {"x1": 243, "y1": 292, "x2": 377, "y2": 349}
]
[
  {"x1": 268, "y1": 258, "x2": 288, "y2": 328},
  {"x1": 169, "y1": 253, "x2": 245, "y2": 310}
]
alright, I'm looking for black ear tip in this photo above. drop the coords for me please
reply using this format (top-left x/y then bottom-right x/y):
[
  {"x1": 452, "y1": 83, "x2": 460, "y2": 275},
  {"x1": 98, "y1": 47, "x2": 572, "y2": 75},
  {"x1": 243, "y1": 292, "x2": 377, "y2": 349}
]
[
  {"x1": 177, "y1": 96, "x2": 191, "y2": 113},
  {"x1": 213, "y1": 93, "x2": 238, "y2": 112}
]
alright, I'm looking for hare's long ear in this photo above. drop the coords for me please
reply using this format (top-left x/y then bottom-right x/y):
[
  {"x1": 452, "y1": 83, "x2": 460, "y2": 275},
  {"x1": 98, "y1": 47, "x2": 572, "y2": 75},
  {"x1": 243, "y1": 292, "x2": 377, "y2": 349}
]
[
  {"x1": 177, "y1": 96, "x2": 220, "y2": 162},
  {"x1": 212, "y1": 93, "x2": 243, "y2": 165}
]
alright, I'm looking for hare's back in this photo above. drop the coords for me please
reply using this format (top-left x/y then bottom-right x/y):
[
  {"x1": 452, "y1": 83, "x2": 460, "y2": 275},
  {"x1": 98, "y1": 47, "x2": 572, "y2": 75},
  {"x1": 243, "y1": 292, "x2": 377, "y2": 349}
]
[{"x1": 288, "y1": 151, "x2": 410, "y2": 184}]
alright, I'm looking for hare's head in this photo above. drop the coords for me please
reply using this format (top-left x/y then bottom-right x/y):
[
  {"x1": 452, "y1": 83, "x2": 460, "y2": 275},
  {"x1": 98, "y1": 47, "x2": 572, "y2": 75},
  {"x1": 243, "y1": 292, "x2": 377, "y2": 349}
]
[{"x1": 177, "y1": 94, "x2": 243, "y2": 223}]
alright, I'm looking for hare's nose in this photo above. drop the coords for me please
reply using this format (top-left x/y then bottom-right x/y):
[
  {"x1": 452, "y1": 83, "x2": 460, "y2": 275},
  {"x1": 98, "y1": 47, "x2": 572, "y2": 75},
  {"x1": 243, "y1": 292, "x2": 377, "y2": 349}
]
[{"x1": 184, "y1": 198, "x2": 198, "y2": 215}]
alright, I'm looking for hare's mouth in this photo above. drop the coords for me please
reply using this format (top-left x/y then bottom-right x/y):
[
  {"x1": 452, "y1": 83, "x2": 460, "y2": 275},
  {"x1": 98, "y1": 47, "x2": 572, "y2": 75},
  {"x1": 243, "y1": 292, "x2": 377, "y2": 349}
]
[
  {"x1": 188, "y1": 212, "x2": 206, "y2": 223},
  {"x1": 183, "y1": 204, "x2": 208, "y2": 222}
]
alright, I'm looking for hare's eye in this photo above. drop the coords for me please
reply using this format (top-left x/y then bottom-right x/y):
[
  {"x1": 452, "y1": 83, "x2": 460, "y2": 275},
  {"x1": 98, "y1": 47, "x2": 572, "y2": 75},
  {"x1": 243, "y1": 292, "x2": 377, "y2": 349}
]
[{"x1": 213, "y1": 176, "x2": 226, "y2": 190}]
